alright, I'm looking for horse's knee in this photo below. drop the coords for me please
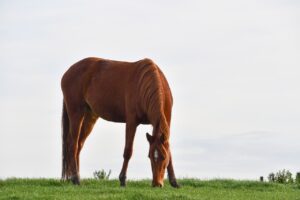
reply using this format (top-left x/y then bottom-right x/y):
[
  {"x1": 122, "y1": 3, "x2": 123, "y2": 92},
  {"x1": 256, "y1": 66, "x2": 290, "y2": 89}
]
[
  {"x1": 68, "y1": 138, "x2": 78, "y2": 152},
  {"x1": 123, "y1": 148, "x2": 132, "y2": 160}
]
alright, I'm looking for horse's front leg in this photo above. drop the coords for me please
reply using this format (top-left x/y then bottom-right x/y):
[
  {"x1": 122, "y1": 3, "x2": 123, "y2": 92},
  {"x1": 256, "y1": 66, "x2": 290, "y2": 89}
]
[
  {"x1": 119, "y1": 122, "x2": 137, "y2": 187},
  {"x1": 167, "y1": 151, "x2": 180, "y2": 188}
]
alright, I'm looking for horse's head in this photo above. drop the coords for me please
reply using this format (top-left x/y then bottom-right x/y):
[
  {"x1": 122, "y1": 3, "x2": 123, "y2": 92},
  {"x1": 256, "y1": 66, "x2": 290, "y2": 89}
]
[{"x1": 146, "y1": 132, "x2": 170, "y2": 187}]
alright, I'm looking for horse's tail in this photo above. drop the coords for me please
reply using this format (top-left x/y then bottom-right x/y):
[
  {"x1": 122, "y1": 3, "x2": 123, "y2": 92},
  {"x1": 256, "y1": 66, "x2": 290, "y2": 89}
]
[{"x1": 61, "y1": 100, "x2": 69, "y2": 180}]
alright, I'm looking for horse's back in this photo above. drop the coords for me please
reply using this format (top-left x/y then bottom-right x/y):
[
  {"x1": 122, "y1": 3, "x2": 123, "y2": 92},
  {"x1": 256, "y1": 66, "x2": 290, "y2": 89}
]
[{"x1": 84, "y1": 59, "x2": 137, "y2": 122}]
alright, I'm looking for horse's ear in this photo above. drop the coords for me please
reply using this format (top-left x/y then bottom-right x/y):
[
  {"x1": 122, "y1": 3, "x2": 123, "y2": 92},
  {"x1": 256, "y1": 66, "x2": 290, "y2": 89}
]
[{"x1": 146, "y1": 132, "x2": 154, "y2": 144}]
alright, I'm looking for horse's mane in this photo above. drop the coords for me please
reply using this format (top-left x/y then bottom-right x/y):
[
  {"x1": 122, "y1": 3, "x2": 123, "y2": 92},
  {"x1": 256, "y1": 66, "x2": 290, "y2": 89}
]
[{"x1": 137, "y1": 59, "x2": 170, "y2": 141}]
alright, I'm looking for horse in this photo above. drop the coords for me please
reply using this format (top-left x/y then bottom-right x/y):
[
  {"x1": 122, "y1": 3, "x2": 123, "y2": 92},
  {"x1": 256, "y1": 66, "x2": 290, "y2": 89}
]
[{"x1": 61, "y1": 57, "x2": 179, "y2": 187}]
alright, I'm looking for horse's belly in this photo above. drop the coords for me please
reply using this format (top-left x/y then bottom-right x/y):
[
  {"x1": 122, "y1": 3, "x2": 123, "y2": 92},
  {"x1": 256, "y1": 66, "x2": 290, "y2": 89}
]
[
  {"x1": 84, "y1": 69, "x2": 130, "y2": 123},
  {"x1": 94, "y1": 105, "x2": 126, "y2": 122},
  {"x1": 85, "y1": 92, "x2": 126, "y2": 123}
]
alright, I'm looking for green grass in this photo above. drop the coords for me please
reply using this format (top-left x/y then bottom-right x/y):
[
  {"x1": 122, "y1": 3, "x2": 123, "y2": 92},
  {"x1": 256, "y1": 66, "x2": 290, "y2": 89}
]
[{"x1": 0, "y1": 178, "x2": 300, "y2": 200}]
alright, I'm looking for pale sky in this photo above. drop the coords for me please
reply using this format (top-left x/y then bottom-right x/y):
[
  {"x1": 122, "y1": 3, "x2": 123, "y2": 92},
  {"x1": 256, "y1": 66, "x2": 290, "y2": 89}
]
[{"x1": 0, "y1": 0, "x2": 299, "y2": 180}]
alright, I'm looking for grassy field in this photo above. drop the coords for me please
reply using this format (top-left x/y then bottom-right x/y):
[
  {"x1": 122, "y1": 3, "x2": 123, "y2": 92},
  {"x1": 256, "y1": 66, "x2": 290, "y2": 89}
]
[{"x1": 0, "y1": 178, "x2": 300, "y2": 200}]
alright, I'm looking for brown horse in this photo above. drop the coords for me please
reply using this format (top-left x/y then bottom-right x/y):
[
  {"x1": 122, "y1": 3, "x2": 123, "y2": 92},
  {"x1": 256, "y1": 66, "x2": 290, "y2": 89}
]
[{"x1": 61, "y1": 57, "x2": 178, "y2": 187}]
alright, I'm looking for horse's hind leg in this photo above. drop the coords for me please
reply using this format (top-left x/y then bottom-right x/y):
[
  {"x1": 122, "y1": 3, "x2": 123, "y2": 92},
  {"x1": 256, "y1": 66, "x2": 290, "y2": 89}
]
[
  {"x1": 76, "y1": 112, "x2": 97, "y2": 173},
  {"x1": 66, "y1": 106, "x2": 84, "y2": 185},
  {"x1": 119, "y1": 122, "x2": 137, "y2": 186}
]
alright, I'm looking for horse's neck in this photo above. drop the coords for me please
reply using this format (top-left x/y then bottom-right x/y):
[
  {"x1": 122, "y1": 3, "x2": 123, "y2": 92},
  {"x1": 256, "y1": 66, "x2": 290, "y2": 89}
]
[{"x1": 152, "y1": 114, "x2": 170, "y2": 141}]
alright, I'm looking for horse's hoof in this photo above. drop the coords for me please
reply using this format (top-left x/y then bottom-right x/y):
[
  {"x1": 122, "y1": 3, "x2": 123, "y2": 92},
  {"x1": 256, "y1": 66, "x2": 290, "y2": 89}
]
[
  {"x1": 70, "y1": 175, "x2": 80, "y2": 185},
  {"x1": 119, "y1": 174, "x2": 126, "y2": 187},
  {"x1": 120, "y1": 181, "x2": 126, "y2": 187},
  {"x1": 170, "y1": 180, "x2": 180, "y2": 188}
]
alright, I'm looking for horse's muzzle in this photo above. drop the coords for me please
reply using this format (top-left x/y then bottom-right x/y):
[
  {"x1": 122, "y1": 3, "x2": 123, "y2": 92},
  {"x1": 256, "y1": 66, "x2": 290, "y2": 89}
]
[{"x1": 152, "y1": 181, "x2": 163, "y2": 188}]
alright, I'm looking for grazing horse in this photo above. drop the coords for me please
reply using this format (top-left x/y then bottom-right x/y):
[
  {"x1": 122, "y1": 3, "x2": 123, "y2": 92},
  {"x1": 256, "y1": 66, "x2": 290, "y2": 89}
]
[{"x1": 61, "y1": 57, "x2": 178, "y2": 187}]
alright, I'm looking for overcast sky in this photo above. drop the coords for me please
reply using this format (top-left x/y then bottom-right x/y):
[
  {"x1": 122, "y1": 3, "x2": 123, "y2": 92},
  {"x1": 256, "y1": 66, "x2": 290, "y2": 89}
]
[{"x1": 0, "y1": 0, "x2": 299, "y2": 180}]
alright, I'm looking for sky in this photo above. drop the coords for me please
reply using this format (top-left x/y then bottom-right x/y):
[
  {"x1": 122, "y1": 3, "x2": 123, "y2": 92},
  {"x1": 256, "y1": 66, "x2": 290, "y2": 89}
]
[{"x1": 0, "y1": 0, "x2": 299, "y2": 180}]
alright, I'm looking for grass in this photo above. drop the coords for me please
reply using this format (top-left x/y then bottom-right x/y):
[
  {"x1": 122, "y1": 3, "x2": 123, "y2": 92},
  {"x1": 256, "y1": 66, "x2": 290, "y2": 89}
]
[{"x1": 0, "y1": 178, "x2": 300, "y2": 200}]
